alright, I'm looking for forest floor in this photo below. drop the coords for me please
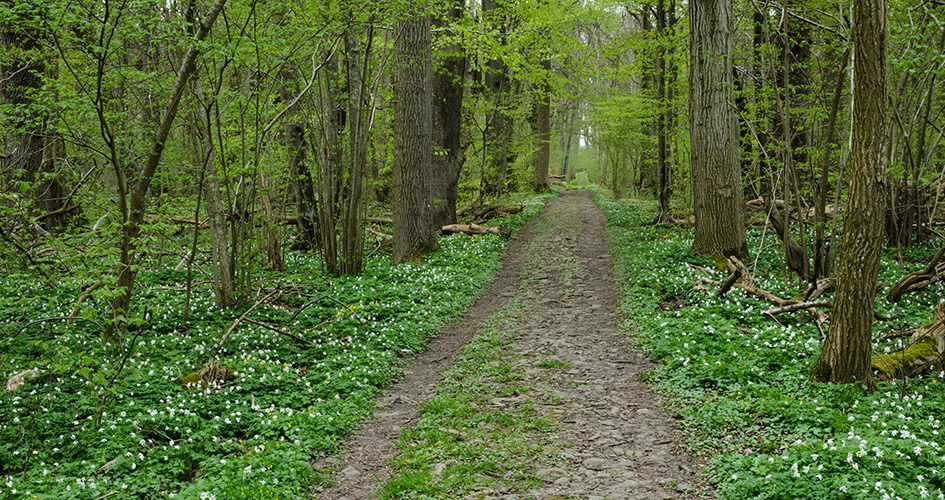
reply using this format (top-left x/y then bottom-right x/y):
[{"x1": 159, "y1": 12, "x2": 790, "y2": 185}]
[{"x1": 313, "y1": 190, "x2": 713, "y2": 500}]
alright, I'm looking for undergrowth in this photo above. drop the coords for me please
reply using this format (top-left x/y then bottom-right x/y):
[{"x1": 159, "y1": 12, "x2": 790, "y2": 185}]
[
  {"x1": 0, "y1": 191, "x2": 554, "y2": 499},
  {"x1": 593, "y1": 189, "x2": 945, "y2": 500}
]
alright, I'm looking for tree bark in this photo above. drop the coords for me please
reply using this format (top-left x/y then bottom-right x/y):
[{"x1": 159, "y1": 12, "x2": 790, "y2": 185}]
[
  {"x1": 482, "y1": 0, "x2": 511, "y2": 195},
  {"x1": 689, "y1": 0, "x2": 749, "y2": 261},
  {"x1": 393, "y1": 14, "x2": 440, "y2": 264},
  {"x1": 811, "y1": 0, "x2": 887, "y2": 387},
  {"x1": 431, "y1": 0, "x2": 467, "y2": 227},
  {"x1": 531, "y1": 58, "x2": 552, "y2": 193}
]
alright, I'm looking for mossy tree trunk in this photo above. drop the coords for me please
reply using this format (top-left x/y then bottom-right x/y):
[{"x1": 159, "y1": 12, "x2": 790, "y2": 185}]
[
  {"x1": 811, "y1": 0, "x2": 887, "y2": 387},
  {"x1": 688, "y1": 0, "x2": 748, "y2": 261}
]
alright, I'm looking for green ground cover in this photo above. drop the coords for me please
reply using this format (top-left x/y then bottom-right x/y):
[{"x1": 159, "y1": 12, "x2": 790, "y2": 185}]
[
  {"x1": 596, "y1": 190, "x2": 945, "y2": 500},
  {"x1": 0, "y1": 192, "x2": 553, "y2": 500}
]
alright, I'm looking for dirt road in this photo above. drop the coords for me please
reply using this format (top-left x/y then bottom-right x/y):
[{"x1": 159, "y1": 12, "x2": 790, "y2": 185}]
[{"x1": 315, "y1": 190, "x2": 712, "y2": 499}]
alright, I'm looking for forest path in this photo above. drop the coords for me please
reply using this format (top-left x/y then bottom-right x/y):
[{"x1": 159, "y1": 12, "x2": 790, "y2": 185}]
[{"x1": 314, "y1": 190, "x2": 712, "y2": 499}]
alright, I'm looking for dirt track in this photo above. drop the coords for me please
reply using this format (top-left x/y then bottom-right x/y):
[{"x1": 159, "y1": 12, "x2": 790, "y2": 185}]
[{"x1": 315, "y1": 190, "x2": 712, "y2": 499}]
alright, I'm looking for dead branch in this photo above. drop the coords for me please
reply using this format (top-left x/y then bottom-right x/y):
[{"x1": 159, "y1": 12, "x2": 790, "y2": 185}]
[
  {"x1": 763, "y1": 300, "x2": 832, "y2": 316},
  {"x1": 724, "y1": 256, "x2": 828, "y2": 325},
  {"x1": 288, "y1": 294, "x2": 350, "y2": 322},
  {"x1": 886, "y1": 243, "x2": 945, "y2": 303},
  {"x1": 218, "y1": 290, "x2": 281, "y2": 346},
  {"x1": 803, "y1": 278, "x2": 836, "y2": 301},
  {"x1": 67, "y1": 281, "x2": 103, "y2": 324},
  {"x1": 242, "y1": 318, "x2": 315, "y2": 345},
  {"x1": 439, "y1": 223, "x2": 511, "y2": 237}
]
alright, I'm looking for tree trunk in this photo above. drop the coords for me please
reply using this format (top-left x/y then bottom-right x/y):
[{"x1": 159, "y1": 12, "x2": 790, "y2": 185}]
[
  {"x1": 811, "y1": 0, "x2": 887, "y2": 387},
  {"x1": 532, "y1": 59, "x2": 552, "y2": 193},
  {"x1": 109, "y1": 0, "x2": 228, "y2": 338},
  {"x1": 483, "y1": 0, "x2": 511, "y2": 195},
  {"x1": 431, "y1": 0, "x2": 467, "y2": 227},
  {"x1": 689, "y1": 0, "x2": 748, "y2": 261},
  {"x1": 655, "y1": 0, "x2": 672, "y2": 219},
  {"x1": 340, "y1": 24, "x2": 369, "y2": 276},
  {"x1": 287, "y1": 124, "x2": 317, "y2": 249},
  {"x1": 393, "y1": 14, "x2": 439, "y2": 264},
  {"x1": 0, "y1": 3, "x2": 59, "y2": 230},
  {"x1": 203, "y1": 149, "x2": 237, "y2": 308}
]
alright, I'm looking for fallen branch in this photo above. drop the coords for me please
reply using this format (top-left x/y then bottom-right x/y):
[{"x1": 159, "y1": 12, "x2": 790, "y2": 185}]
[
  {"x1": 803, "y1": 278, "x2": 836, "y2": 301},
  {"x1": 723, "y1": 256, "x2": 828, "y2": 325},
  {"x1": 242, "y1": 318, "x2": 315, "y2": 345},
  {"x1": 763, "y1": 300, "x2": 832, "y2": 316},
  {"x1": 218, "y1": 290, "x2": 281, "y2": 347},
  {"x1": 68, "y1": 281, "x2": 103, "y2": 324},
  {"x1": 886, "y1": 243, "x2": 945, "y2": 303}
]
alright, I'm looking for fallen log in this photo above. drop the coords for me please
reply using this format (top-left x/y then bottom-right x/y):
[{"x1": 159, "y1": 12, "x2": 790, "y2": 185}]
[
  {"x1": 871, "y1": 301, "x2": 945, "y2": 381},
  {"x1": 439, "y1": 223, "x2": 511, "y2": 238}
]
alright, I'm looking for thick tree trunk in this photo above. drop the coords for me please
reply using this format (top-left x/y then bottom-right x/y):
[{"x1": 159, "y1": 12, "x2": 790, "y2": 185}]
[
  {"x1": 811, "y1": 0, "x2": 887, "y2": 387},
  {"x1": 482, "y1": 0, "x2": 511, "y2": 195},
  {"x1": 431, "y1": 0, "x2": 466, "y2": 227},
  {"x1": 393, "y1": 15, "x2": 439, "y2": 264},
  {"x1": 689, "y1": 0, "x2": 748, "y2": 261},
  {"x1": 532, "y1": 59, "x2": 552, "y2": 193}
]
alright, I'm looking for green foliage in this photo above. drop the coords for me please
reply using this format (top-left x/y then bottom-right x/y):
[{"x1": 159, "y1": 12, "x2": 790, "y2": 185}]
[{"x1": 593, "y1": 189, "x2": 945, "y2": 500}]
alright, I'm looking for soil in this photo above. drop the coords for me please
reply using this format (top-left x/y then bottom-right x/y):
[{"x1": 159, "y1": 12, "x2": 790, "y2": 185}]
[{"x1": 314, "y1": 190, "x2": 713, "y2": 499}]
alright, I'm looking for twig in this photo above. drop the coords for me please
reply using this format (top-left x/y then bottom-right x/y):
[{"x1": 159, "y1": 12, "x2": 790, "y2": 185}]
[
  {"x1": 218, "y1": 290, "x2": 281, "y2": 346},
  {"x1": 242, "y1": 318, "x2": 315, "y2": 345},
  {"x1": 288, "y1": 294, "x2": 350, "y2": 322}
]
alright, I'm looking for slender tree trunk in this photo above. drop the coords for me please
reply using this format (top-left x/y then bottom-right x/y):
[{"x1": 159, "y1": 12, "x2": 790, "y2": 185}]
[
  {"x1": 109, "y1": 0, "x2": 228, "y2": 337},
  {"x1": 393, "y1": 14, "x2": 439, "y2": 264},
  {"x1": 689, "y1": 0, "x2": 748, "y2": 261},
  {"x1": 655, "y1": 0, "x2": 672, "y2": 220},
  {"x1": 811, "y1": 0, "x2": 887, "y2": 387},
  {"x1": 340, "y1": 24, "x2": 369, "y2": 275}
]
